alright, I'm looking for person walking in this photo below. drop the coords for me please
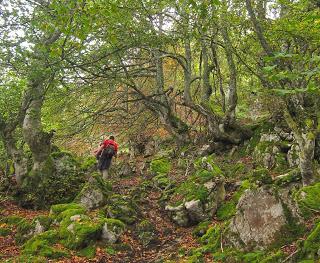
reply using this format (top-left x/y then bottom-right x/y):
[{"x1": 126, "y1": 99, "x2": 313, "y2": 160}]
[{"x1": 94, "y1": 135, "x2": 118, "y2": 179}]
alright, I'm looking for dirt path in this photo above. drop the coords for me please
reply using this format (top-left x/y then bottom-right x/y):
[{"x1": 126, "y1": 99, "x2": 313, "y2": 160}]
[{"x1": 0, "y1": 172, "x2": 208, "y2": 263}]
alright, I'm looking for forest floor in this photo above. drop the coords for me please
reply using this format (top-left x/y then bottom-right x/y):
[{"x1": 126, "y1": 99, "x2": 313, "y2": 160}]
[{"x1": 0, "y1": 165, "x2": 214, "y2": 263}]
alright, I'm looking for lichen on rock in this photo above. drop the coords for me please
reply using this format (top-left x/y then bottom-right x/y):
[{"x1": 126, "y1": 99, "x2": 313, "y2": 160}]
[{"x1": 226, "y1": 187, "x2": 304, "y2": 250}]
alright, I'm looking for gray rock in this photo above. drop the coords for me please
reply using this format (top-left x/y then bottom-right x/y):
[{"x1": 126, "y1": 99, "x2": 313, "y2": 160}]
[
  {"x1": 33, "y1": 219, "x2": 45, "y2": 235},
  {"x1": 166, "y1": 177, "x2": 225, "y2": 226},
  {"x1": 263, "y1": 152, "x2": 275, "y2": 169},
  {"x1": 67, "y1": 223, "x2": 75, "y2": 233},
  {"x1": 185, "y1": 200, "x2": 206, "y2": 222},
  {"x1": 101, "y1": 222, "x2": 124, "y2": 244},
  {"x1": 227, "y1": 188, "x2": 301, "y2": 250},
  {"x1": 70, "y1": 215, "x2": 82, "y2": 222},
  {"x1": 165, "y1": 204, "x2": 189, "y2": 226},
  {"x1": 79, "y1": 188, "x2": 105, "y2": 210}
]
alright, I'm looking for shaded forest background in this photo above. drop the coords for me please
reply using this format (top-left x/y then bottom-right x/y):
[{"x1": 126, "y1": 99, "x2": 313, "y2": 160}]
[{"x1": 0, "y1": 0, "x2": 320, "y2": 262}]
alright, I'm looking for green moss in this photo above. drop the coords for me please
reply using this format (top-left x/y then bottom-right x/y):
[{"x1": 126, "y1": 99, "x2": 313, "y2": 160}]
[
  {"x1": 274, "y1": 153, "x2": 289, "y2": 172},
  {"x1": 78, "y1": 245, "x2": 96, "y2": 258},
  {"x1": 104, "y1": 218, "x2": 126, "y2": 229},
  {"x1": 192, "y1": 221, "x2": 211, "y2": 238},
  {"x1": 0, "y1": 227, "x2": 11, "y2": 236},
  {"x1": 295, "y1": 182, "x2": 320, "y2": 219},
  {"x1": 152, "y1": 174, "x2": 173, "y2": 189},
  {"x1": 56, "y1": 208, "x2": 86, "y2": 223},
  {"x1": 22, "y1": 230, "x2": 68, "y2": 259},
  {"x1": 105, "y1": 246, "x2": 116, "y2": 255},
  {"x1": 80, "y1": 156, "x2": 97, "y2": 171},
  {"x1": 175, "y1": 181, "x2": 209, "y2": 203},
  {"x1": 275, "y1": 168, "x2": 301, "y2": 186},
  {"x1": 200, "y1": 225, "x2": 222, "y2": 250},
  {"x1": 250, "y1": 168, "x2": 273, "y2": 185},
  {"x1": 216, "y1": 201, "x2": 237, "y2": 221},
  {"x1": 1, "y1": 215, "x2": 25, "y2": 225},
  {"x1": 59, "y1": 219, "x2": 103, "y2": 250},
  {"x1": 212, "y1": 249, "x2": 283, "y2": 263},
  {"x1": 260, "y1": 250, "x2": 284, "y2": 263},
  {"x1": 150, "y1": 157, "x2": 171, "y2": 175},
  {"x1": 216, "y1": 180, "x2": 253, "y2": 221},
  {"x1": 104, "y1": 194, "x2": 137, "y2": 225},
  {"x1": 50, "y1": 150, "x2": 74, "y2": 159},
  {"x1": 50, "y1": 203, "x2": 85, "y2": 215}
]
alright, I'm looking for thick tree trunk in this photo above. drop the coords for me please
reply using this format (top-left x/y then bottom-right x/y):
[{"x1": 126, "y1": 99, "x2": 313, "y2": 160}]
[
  {"x1": 283, "y1": 105, "x2": 317, "y2": 185},
  {"x1": 22, "y1": 81, "x2": 52, "y2": 172}
]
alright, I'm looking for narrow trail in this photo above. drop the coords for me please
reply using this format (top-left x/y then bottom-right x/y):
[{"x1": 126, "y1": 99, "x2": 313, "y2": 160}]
[
  {"x1": 0, "y1": 165, "x2": 211, "y2": 263},
  {"x1": 104, "y1": 173, "x2": 202, "y2": 263}
]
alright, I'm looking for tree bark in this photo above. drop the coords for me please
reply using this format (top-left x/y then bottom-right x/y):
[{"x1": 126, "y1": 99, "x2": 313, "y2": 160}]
[
  {"x1": 22, "y1": 81, "x2": 52, "y2": 171},
  {"x1": 0, "y1": 115, "x2": 28, "y2": 186},
  {"x1": 220, "y1": 23, "x2": 237, "y2": 126}
]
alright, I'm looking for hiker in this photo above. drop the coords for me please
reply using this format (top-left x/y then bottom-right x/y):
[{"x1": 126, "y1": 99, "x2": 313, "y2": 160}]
[{"x1": 94, "y1": 135, "x2": 118, "y2": 179}]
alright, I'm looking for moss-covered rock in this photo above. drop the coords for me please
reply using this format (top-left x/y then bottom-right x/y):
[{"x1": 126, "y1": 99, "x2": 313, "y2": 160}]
[
  {"x1": 22, "y1": 230, "x2": 69, "y2": 259},
  {"x1": 13, "y1": 215, "x2": 53, "y2": 245},
  {"x1": 295, "y1": 182, "x2": 320, "y2": 219},
  {"x1": 250, "y1": 168, "x2": 273, "y2": 185},
  {"x1": 104, "y1": 194, "x2": 137, "y2": 225},
  {"x1": 75, "y1": 173, "x2": 112, "y2": 210},
  {"x1": 50, "y1": 202, "x2": 85, "y2": 215},
  {"x1": 192, "y1": 221, "x2": 211, "y2": 238},
  {"x1": 166, "y1": 160, "x2": 225, "y2": 226},
  {"x1": 59, "y1": 217, "x2": 103, "y2": 250},
  {"x1": 216, "y1": 180, "x2": 253, "y2": 221},
  {"x1": 17, "y1": 152, "x2": 86, "y2": 209},
  {"x1": 101, "y1": 218, "x2": 125, "y2": 244},
  {"x1": 150, "y1": 157, "x2": 171, "y2": 175},
  {"x1": 226, "y1": 187, "x2": 304, "y2": 250},
  {"x1": 274, "y1": 168, "x2": 301, "y2": 186}
]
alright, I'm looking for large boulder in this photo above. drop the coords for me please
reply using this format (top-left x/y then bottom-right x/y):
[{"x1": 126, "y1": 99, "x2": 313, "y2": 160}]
[
  {"x1": 104, "y1": 194, "x2": 138, "y2": 224},
  {"x1": 17, "y1": 151, "x2": 86, "y2": 209},
  {"x1": 75, "y1": 173, "x2": 112, "y2": 210},
  {"x1": 226, "y1": 187, "x2": 303, "y2": 250}
]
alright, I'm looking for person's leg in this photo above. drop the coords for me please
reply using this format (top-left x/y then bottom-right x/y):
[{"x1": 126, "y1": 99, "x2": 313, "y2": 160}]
[{"x1": 102, "y1": 169, "x2": 108, "y2": 180}]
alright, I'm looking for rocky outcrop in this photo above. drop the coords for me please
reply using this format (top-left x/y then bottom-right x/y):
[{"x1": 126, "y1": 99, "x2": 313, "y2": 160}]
[
  {"x1": 165, "y1": 176, "x2": 225, "y2": 226},
  {"x1": 226, "y1": 187, "x2": 303, "y2": 250},
  {"x1": 75, "y1": 173, "x2": 112, "y2": 210}
]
